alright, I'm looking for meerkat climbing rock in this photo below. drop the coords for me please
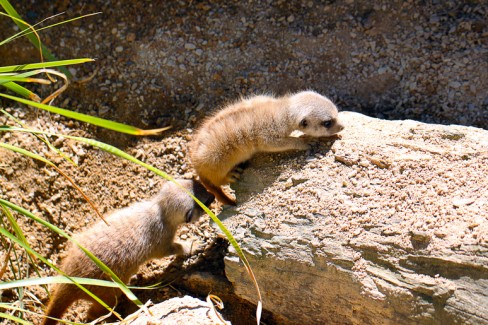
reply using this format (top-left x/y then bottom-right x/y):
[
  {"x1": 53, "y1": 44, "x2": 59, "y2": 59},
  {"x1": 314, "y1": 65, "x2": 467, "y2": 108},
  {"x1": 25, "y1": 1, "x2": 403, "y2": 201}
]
[{"x1": 190, "y1": 91, "x2": 344, "y2": 205}]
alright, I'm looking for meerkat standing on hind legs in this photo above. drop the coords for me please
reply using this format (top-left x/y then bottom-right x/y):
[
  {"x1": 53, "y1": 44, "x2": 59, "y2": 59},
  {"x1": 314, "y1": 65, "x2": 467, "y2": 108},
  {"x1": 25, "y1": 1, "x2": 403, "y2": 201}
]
[
  {"x1": 190, "y1": 90, "x2": 344, "y2": 205},
  {"x1": 41, "y1": 179, "x2": 214, "y2": 325}
]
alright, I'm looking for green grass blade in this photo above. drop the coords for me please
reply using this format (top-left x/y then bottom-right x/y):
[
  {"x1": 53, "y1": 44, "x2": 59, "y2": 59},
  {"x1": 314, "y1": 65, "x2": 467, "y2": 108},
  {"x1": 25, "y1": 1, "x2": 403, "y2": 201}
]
[
  {"x1": 1, "y1": 108, "x2": 78, "y2": 166},
  {"x1": 0, "y1": 276, "x2": 168, "y2": 291},
  {"x1": 0, "y1": 0, "x2": 71, "y2": 77},
  {"x1": 0, "y1": 303, "x2": 85, "y2": 325},
  {"x1": 0, "y1": 142, "x2": 53, "y2": 166},
  {"x1": 0, "y1": 213, "x2": 118, "y2": 316},
  {"x1": 1, "y1": 81, "x2": 40, "y2": 101},
  {"x1": 0, "y1": 206, "x2": 45, "y2": 282},
  {"x1": 65, "y1": 135, "x2": 263, "y2": 323},
  {"x1": 0, "y1": 58, "x2": 94, "y2": 73},
  {"x1": 0, "y1": 126, "x2": 263, "y2": 322},
  {"x1": 0, "y1": 11, "x2": 64, "y2": 47},
  {"x1": 0, "y1": 199, "x2": 141, "y2": 309},
  {"x1": 0, "y1": 94, "x2": 170, "y2": 135},
  {"x1": 1, "y1": 68, "x2": 59, "y2": 81},
  {"x1": 0, "y1": 312, "x2": 31, "y2": 325},
  {"x1": 0, "y1": 69, "x2": 55, "y2": 85},
  {"x1": 0, "y1": 76, "x2": 49, "y2": 84},
  {"x1": 0, "y1": 276, "x2": 121, "y2": 290},
  {"x1": 0, "y1": 12, "x2": 101, "y2": 46}
]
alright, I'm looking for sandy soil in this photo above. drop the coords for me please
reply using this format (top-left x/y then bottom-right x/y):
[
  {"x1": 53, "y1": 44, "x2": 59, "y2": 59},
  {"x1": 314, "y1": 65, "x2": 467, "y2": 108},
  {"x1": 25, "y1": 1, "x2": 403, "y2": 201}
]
[{"x1": 0, "y1": 108, "x2": 229, "y2": 324}]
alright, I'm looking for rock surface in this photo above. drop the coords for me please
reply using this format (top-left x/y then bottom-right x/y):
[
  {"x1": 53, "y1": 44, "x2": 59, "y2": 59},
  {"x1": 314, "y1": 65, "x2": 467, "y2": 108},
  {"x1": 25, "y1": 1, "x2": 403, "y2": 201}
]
[
  {"x1": 119, "y1": 295, "x2": 230, "y2": 325},
  {"x1": 219, "y1": 112, "x2": 488, "y2": 324}
]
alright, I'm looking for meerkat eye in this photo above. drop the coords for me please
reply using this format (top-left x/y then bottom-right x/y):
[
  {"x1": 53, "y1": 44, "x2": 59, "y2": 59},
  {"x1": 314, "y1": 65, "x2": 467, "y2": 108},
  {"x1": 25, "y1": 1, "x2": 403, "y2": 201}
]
[
  {"x1": 185, "y1": 208, "x2": 194, "y2": 223},
  {"x1": 322, "y1": 120, "x2": 333, "y2": 128},
  {"x1": 300, "y1": 118, "x2": 308, "y2": 128}
]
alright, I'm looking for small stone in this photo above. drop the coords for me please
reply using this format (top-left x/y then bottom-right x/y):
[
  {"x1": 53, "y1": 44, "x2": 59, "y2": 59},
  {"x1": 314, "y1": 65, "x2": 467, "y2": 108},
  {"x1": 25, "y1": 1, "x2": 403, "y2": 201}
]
[
  {"x1": 410, "y1": 231, "x2": 431, "y2": 249},
  {"x1": 185, "y1": 43, "x2": 196, "y2": 50},
  {"x1": 126, "y1": 33, "x2": 136, "y2": 42},
  {"x1": 434, "y1": 231, "x2": 447, "y2": 238},
  {"x1": 115, "y1": 46, "x2": 123, "y2": 52},
  {"x1": 449, "y1": 81, "x2": 461, "y2": 88},
  {"x1": 353, "y1": 228, "x2": 363, "y2": 236},
  {"x1": 287, "y1": 15, "x2": 295, "y2": 23},
  {"x1": 291, "y1": 177, "x2": 308, "y2": 186},
  {"x1": 452, "y1": 198, "x2": 475, "y2": 208},
  {"x1": 68, "y1": 68, "x2": 77, "y2": 77}
]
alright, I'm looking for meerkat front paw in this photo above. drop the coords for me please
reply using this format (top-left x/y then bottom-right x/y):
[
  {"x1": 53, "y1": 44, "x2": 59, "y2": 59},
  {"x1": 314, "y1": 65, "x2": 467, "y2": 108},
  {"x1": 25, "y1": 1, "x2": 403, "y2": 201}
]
[{"x1": 174, "y1": 240, "x2": 205, "y2": 257}]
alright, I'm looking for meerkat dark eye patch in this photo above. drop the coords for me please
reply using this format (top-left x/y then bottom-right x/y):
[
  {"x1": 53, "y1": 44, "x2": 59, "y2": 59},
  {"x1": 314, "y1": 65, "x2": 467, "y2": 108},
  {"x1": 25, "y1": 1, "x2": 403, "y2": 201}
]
[
  {"x1": 300, "y1": 118, "x2": 308, "y2": 128},
  {"x1": 185, "y1": 208, "x2": 194, "y2": 223},
  {"x1": 322, "y1": 120, "x2": 333, "y2": 128}
]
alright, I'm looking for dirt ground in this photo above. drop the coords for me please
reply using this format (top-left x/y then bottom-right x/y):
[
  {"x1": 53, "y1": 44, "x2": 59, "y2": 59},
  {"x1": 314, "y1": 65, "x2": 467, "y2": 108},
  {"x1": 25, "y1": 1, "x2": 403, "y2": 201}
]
[{"x1": 0, "y1": 107, "x2": 231, "y2": 324}]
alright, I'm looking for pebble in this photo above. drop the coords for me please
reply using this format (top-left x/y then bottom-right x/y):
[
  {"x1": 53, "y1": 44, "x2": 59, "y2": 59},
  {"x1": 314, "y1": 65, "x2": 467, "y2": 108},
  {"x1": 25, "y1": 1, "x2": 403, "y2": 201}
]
[
  {"x1": 126, "y1": 32, "x2": 136, "y2": 42},
  {"x1": 452, "y1": 198, "x2": 475, "y2": 208}
]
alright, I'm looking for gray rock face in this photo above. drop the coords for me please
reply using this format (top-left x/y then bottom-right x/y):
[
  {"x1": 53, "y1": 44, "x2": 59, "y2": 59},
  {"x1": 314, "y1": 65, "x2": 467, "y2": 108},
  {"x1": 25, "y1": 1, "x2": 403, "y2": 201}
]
[{"x1": 219, "y1": 112, "x2": 488, "y2": 324}]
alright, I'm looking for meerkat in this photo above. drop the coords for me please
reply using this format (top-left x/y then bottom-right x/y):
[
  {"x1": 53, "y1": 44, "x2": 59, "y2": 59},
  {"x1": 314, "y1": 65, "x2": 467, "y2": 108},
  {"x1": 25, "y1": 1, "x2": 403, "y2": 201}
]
[
  {"x1": 190, "y1": 90, "x2": 344, "y2": 205},
  {"x1": 41, "y1": 179, "x2": 214, "y2": 325}
]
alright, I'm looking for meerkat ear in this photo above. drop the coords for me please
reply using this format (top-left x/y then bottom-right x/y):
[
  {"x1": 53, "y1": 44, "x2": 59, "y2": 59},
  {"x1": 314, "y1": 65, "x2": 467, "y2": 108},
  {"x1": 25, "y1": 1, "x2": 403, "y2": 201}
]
[{"x1": 299, "y1": 118, "x2": 308, "y2": 128}]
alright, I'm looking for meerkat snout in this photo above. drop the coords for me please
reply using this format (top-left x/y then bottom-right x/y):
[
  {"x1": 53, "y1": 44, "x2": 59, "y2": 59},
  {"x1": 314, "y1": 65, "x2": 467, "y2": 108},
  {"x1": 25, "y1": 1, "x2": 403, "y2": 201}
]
[
  {"x1": 42, "y1": 179, "x2": 214, "y2": 325},
  {"x1": 184, "y1": 181, "x2": 215, "y2": 222}
]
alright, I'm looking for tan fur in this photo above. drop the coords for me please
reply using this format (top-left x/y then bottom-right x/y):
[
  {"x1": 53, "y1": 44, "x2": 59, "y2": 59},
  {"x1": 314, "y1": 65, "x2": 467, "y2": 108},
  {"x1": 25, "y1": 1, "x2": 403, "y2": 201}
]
[
  {"x1": 41, "y1": 179, "x2": 214, "y2": 325},
  {"x1": 190, "y1": 91, "x2": 344, "y2": 205}
]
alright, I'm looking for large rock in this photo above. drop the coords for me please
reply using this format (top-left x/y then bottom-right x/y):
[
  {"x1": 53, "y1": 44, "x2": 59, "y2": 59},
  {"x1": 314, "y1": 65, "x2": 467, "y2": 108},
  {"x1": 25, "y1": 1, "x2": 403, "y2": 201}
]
[{"x1": 219, "y1": 112, "x2": 488, "y2": 324}]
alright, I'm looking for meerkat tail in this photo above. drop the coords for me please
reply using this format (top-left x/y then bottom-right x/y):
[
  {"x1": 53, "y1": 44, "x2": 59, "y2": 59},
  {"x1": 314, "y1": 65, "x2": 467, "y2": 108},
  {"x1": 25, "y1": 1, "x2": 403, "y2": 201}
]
[
  {"x1": 200, "y1": 177, "x2": 236, "y2": 206},
  {"x1": 42, "y1": 284, "x2": 74, "y2": 325}
]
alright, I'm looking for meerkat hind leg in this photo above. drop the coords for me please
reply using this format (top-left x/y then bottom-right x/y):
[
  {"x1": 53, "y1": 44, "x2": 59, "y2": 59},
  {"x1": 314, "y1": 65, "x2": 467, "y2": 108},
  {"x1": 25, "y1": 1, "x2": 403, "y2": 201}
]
[
  {"x1": 226, "y1": 161, "x2": 250, "y2": 183},
  {"x1": 226, "y1": 169, "x2": 242, "y2": 183},
  {"x1": 85, "y1": 288, "x2": 119, "y2": 322}
]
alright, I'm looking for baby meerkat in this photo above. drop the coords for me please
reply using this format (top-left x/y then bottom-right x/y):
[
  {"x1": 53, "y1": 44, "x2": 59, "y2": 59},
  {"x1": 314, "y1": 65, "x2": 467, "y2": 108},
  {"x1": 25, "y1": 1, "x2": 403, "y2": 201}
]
[
  {"x1": 42, "y1": 179, "x2": 214, "y2": 325},
  {"x1": 190, "y1": 90, "x2": 344, "y2": 205}
]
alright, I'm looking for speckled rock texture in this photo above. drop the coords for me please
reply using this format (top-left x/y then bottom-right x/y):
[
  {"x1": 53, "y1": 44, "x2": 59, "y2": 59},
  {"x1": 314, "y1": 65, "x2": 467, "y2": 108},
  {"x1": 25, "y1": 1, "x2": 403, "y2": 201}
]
[{"x1": 219, "y1": 112, "x2": 488, "y2": 325}]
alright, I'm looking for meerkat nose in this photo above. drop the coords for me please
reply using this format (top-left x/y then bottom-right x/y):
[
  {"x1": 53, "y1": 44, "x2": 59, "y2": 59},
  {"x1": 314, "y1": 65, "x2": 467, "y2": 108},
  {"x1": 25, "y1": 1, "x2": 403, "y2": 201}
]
[{"x1": 205, "y1": 194, "x2": 215, "y2": 206}]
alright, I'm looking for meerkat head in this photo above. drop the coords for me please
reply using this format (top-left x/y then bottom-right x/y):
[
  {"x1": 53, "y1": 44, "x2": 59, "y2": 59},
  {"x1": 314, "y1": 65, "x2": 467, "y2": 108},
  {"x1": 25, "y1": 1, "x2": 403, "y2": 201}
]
[
  {"x1": 289, "y1": 91, "x2": 344, "y2": 137},
  {"x1": 159, "y1": 179, "x2": 215, "y2": 226}
]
